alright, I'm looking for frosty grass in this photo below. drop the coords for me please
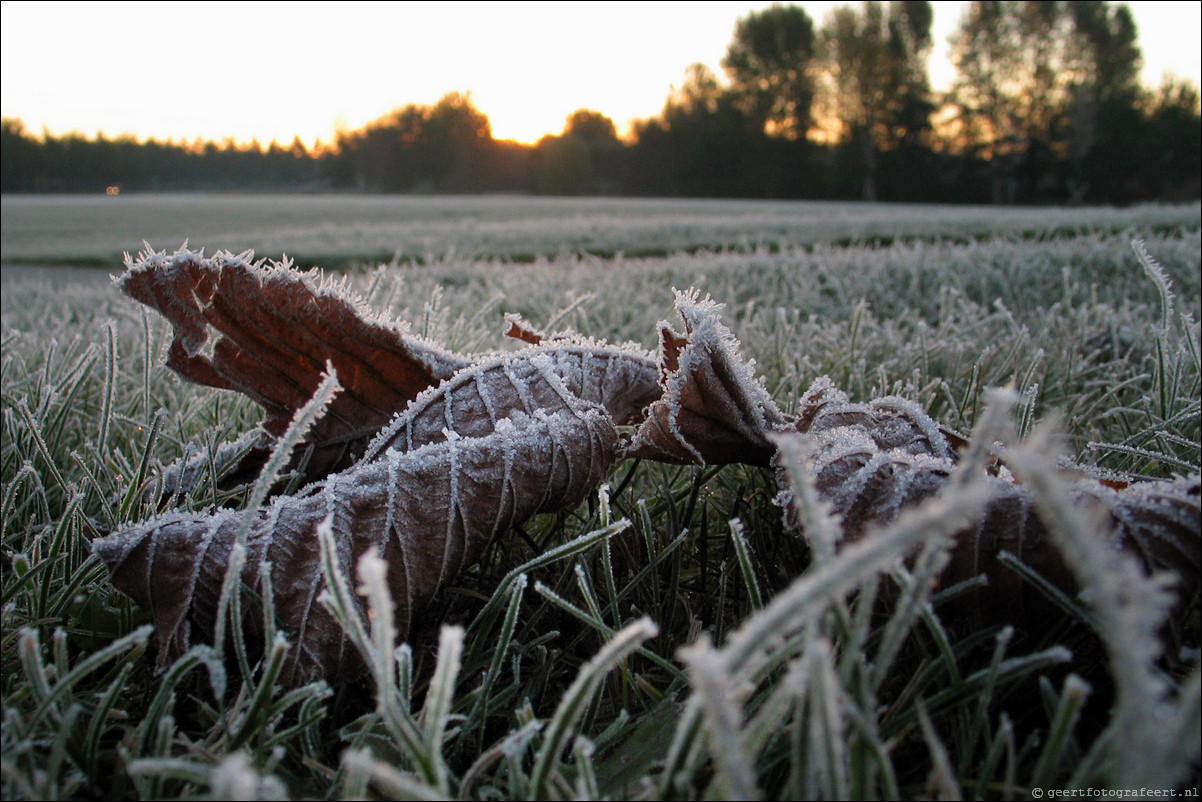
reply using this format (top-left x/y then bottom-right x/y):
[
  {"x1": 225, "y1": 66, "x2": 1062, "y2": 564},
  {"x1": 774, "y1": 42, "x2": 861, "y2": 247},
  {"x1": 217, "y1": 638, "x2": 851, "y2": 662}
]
[{"x1": 1, "y1": 198, "x2": 1199, "y2": 799}]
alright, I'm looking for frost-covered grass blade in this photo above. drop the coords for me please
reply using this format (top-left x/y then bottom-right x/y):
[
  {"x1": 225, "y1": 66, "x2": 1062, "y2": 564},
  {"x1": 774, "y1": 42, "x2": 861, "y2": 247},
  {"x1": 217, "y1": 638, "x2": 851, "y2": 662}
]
[{"x1": 2, "y1": 202, "x2": 1198, "y2": 800}]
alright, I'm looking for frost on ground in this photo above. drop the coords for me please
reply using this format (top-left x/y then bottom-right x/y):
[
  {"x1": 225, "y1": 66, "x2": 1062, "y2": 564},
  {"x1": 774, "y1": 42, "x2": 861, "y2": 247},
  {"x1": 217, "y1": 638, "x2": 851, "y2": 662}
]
[{"x1": 94, "y1": 248, "x2": 1199, "y2": 687}]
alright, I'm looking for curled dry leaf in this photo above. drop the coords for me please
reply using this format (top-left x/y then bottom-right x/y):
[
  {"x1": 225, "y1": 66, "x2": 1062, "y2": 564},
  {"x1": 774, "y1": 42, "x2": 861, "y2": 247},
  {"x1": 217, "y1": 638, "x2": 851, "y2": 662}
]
[
  {"x1": 628, "y1": 290, "x2": 793, "y2": 466},
  {"x1": 119, "y1": 248, "x2": 471, "y2": 491},
  {"x1": 96, "y1": 250, "x2": 1198, "y2": 686},
  {"x1": 776, "y1": 405, "x2": 1200, "y2": 641},
  {"x1": 94, "y1": 354, "x2": 625, "y2": 686},
  {"x1": 634, "y1": 293, "x2": 1200, "y2": 649},
  {"x1": 98, "y1": 248, "x2": 660, "y2": 685}
]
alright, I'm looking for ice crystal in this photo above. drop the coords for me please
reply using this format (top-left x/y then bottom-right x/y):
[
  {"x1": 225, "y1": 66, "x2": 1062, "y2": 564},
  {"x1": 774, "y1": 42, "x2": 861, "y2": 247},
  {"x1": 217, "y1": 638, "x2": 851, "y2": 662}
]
[{"x1": 96, "y1": 250, "x2": 1200, "y2": 688}]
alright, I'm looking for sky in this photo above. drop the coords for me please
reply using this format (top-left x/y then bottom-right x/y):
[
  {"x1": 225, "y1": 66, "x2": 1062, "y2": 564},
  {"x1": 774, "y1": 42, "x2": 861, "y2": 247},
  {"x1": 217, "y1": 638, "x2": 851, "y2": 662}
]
[{"x1": 2, "y1": 1, "x2": 1200, "y2": 147}]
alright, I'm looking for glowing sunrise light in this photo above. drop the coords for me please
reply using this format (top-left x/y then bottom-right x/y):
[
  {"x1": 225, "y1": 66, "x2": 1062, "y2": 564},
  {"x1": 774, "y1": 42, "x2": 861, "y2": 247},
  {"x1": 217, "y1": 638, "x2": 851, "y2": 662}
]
[{"x1": 1, "y1": 1, "x2": 1198, "y2": 148}]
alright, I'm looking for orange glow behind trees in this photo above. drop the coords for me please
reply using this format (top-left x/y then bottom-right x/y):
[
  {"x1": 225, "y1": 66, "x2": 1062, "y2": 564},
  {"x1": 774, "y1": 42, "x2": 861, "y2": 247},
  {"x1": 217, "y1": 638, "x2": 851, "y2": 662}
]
[{"x1": 2, "y1": 2, "x2": 1199, "y2": 203}]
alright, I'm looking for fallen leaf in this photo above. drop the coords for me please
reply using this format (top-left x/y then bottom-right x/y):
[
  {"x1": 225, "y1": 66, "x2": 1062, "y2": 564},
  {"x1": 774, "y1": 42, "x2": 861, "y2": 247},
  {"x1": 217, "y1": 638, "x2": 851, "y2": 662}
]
[
  {"x1": 94, "y1": 351, "x2": 623, "y2": 686},
  {"x1": 98, "y1": 255, "x2": 1199, "y2": 688},
  {"x1": 120, "y1": 247, "x2": 471, "y2": 490},
  {"x1": 103, "y1": 250, "x2": 665, "y2": 684},
  {"x1": 636, "y1": 292, "x2": 1200, "y2": 647},
  {"x1": 628, "y1": 290, "x2": 793, "y2": 466}
]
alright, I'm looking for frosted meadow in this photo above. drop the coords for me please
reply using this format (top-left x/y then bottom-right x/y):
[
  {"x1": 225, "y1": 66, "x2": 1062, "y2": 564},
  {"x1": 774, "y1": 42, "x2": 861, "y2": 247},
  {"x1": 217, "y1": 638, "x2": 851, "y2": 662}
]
[{"x1": 2, "y1": 197, "x2": 1199, "y2": 799}]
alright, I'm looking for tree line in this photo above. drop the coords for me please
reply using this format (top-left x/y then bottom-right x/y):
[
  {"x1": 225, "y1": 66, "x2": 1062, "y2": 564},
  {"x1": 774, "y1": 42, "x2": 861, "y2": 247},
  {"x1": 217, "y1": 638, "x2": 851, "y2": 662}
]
[{"x1": 3, "y1": 1, "x2": 1199, "y2": 204}]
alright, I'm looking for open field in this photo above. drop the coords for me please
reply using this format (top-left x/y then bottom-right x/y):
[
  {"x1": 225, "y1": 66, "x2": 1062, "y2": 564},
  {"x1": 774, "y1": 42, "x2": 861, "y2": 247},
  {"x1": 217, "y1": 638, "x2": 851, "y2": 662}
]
[
  {"x1": 3, "y1": 193, "x2": 1200, "y2": 268},
  {"x1": 2, "y1": 198, "x2": 1199, "y2": 800}
]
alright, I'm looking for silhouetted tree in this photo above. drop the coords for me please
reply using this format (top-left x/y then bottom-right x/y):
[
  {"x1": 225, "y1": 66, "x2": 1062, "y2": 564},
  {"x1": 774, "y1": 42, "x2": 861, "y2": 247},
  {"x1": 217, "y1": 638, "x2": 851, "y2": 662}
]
[
  {"x1": 722, "y1": 5, "x2": 818, "y2": 139},
  {"x1": 1140, "y1": 77, "x2": 1202, "y2": 201},
  {"x1": 629, "y1": 64, "x2": 784, "y2": 197},
  {"x1": 946, "y1": 2, "x2": 1067, "y2": 202},
  {"x1": 817, "y1": 1, "x2": 935, "y2": 200},
  {"x1": 1061, "y1": 1, "x2": 1143, "y2": 201},
  {"x1": 944, "y1": 1, "x2": 1146, "y2": 204},
  {"x1": 534, "y1": 110, "x2": 624, "y2": 195},
  {"x1": 563, "y1": 109, "x2": 617, "y2": 143},
  {"x1": 423, "y1": 93, "x2": 495, "y2": 191},
  {"x1": 2, "y1": 118, "x2": 43, "y2": 191},
  {"x1": 330, "y1": 92, "x2": 499, "y2": 192}
]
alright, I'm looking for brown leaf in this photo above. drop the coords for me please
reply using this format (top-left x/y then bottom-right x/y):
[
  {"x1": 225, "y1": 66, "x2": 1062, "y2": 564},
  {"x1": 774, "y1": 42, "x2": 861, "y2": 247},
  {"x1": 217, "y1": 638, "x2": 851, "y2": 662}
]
[
  {"x1": 792, "y1": 376, "x2": 956, "y2": 460},
  {"x1": 504, "y1": 313, "x2": 544, "y2": 345},
  {"x1": 94, "y1": 349, "x2": 624, "y2": 686},
  {"x1": 101, "y1": 261, "x2": 1198, "y2": 687},
  {"x1": 119, "y1": 248, "x2": 471, "y2": 489},
  {"x1": 101, "y1": 248, "x2": 663, "y2": 685},
  {"x1": 624, "y1": 293, "x2": 1198, "y2": 651},
  {"x1": 358, "y1": 343, "x2": 660, "y2": 463},
  {"x1": 628, "y1": 291, "x2": 793, "y2": 465},
  {"x1": 775, "y1": 392, "x2": 1200, "y2": 650}
]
